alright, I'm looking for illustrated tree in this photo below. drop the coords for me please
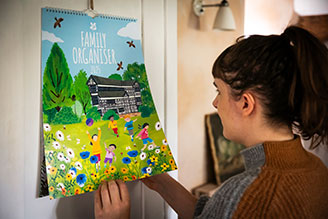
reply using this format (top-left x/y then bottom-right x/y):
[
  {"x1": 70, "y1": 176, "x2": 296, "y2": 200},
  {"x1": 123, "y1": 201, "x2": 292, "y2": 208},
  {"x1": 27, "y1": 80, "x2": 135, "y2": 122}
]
[
  {"x1": 108, "y1": 73, "x2": 122, "y2": 81},
  {"x1": 73, "y1": 70, "x2": 91, "y2": 115},
  {"x1": 43, "y1": 43, "x2": 74, "y2": 112},
  {"x1": 122, "y1": 62, "x2": 154, "y2": 112}
]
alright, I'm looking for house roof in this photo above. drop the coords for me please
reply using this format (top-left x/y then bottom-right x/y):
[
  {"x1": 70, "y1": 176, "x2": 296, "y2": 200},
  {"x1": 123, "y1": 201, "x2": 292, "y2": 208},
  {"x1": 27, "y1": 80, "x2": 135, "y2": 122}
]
[
  {"x1": 98, "y1": 91, "x2": 127, "y2": 98},
  {"x1": 88, "y1": 75, "x2": 136, "y2": 86}
]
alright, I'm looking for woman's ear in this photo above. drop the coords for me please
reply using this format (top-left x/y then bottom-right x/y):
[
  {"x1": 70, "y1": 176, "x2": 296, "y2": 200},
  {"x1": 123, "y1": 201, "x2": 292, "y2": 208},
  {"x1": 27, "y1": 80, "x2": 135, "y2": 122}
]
[{"x1": 239, "y1": 92, "x2": 255, "y2": 117}]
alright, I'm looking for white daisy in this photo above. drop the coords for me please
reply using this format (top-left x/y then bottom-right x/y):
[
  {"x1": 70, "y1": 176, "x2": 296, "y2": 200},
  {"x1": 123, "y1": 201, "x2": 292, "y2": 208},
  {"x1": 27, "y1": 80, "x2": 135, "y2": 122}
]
[
  {"x1": 146, "y1": 167, "x2": 152, "y2": 174},
  {"x1": 60, "y1": 164, "x2": 66, "y2": 170},
  {"x1": 52, "y1": 141, "x2": 61, "y2": 149},
  {"x1": 64, "y1": 156, "x2": 71, "y2": 164},
  {"x1": 148, "y1": 144, "x2": 154, "y2": 150},
  {"x1": 140, "y1": 152, "x2": 147, "y2": 160},
  {"x1": 69, "y1": 170, "x2": 76, "y2": 178},
  {"x1": 66, "y1": 148, "x2": 75, "y2": 158},
  {"x1": 57, "y1": 152, "x2": 65, "y2": 161},
  {"x1": 155, "y1": 149, "x2": 161, "y2": 154},
  {"x1": 56, "y1": 130, "x2": 65, "y2": 141},
  {"x1": 43, "y1": 123, "x2": 51, "y2": 132},
  {"x1": 75, "y1": 161, "x2": 83, "y2": 170},
  {"x1": 46, "y1": 165, "x2": 52, "y2": 174},
  {"x1": 155, "y1": 122, "x2": 161, "y2": 131},
  {"x1": 162, "y1": 139, "x2": 168, "y2": 145},
  {"x1": 57, "y1": 183, "x2": 65, "y2": 191}
]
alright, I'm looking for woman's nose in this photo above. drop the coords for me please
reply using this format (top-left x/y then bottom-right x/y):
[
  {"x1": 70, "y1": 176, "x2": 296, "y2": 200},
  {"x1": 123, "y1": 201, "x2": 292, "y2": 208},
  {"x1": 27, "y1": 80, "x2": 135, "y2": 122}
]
[{"x1": 212, "y1": 98, "x2": 218, "y2": 109}]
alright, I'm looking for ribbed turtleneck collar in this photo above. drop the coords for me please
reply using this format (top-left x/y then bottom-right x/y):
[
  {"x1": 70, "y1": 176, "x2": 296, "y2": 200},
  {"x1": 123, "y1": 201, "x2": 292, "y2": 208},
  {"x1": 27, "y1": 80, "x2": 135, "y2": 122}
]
[{"x1": 240, "y1": 135, "x2": 315, "y2": 171}]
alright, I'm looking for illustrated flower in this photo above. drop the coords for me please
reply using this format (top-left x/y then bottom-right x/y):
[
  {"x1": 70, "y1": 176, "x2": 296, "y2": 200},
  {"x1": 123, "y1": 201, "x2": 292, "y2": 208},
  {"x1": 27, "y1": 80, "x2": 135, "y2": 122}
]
[
  {"x1": 85, "y1": 184, "x2": 93, "y2": 192},
  {"x1": 155, "y1": 121, "x2": 161, "y2": 131},
  {"x1": 66, "y1": 148, "x2": 75, "y2": 158},
  {"x1": 141, "y1": 167, "x2": 148, "y2": 174},
  {"x1": 141, "y1": 173, "x2": 150, "y2": 178},
  {"x1": 57, "y1": 183, "x2": 65, "y2": 191},
  {"x1": 109, "y1": 166, "x2": 117, "y2": 173},
  {"x1": 132, "y1": 175, "x2": 137, "y2": 180},
  {"x1": 80, "y1": 151, "x2": 90, "y2": 159},
  {"x1": 121, "y1": 168, "x2": 128, "y2": 174},
  {"x1": 76, "y1": 174, "x2": 87, "y2": 187},
  {"x1": 169, "y1": 159, "x2": 175, "y2": 166},
  {"x1": 90, "y1": 155, "x2": 99, "y2": 164},
  {"x1": 69, "y1": 167, "x2": 77, "y2": 178},
  {"x1": 56, "y1": 130, "x2": 65, "y2": 141},
  {"x1": 140, "y1": 152, "x2": 147, "y2": 160},
  {"x1": 171, "y1": 165, "x2": 177, "y2": 170},
  {"x1": 66, "y1": 173, "x2": 73, "y2": 180},
  {"x1": 49, "y1": 186, "x2": 55, "y2": 192},
  {"x1": 147, "y1": 144, "x2": 154, "y2": 150},
  {"x1": 60, "y1": 164, "x2": 66, "y2": 170},
  {"x1": 162, "y1": 139, "x2": 168, "y2": 145},
  {"x1": 147, "y1": 159, "x2": 155, "y2": 166},
  {"x1": 161, "y1": 145, "x2": 167, "y2": 152},
  {"x1": 52, "y1": 141, "x2": 61, "y2": 149},
  {"x1": 127, "y1": 150, "x2": 138, "y2": 157},
  {"x1": 46, "y1": 166, "x2": 52, "y2": 174},
  {"x1": 104, "y1": 169, "x2": 110, "y2": 175},
  {"x1": 122, "y1": 157, "x2": 131, "y2": 164},
  {"x1": 57, "y1": 152, "x2": 65, "y2": 161},
  {"x1": 168, "y1": 151, "x2": 173, "y2": 156},
  {"x1": 146, "y1": 167, "x2": 152, "y2": 174},
  {"x1": 161, "y1": 163, "x2": 169, "y2": 171},
  {"x1": 155, "y1": 149, "x2": 160, "y2": 154},
  {"x1": 123, "y1": 176, "x2": 129, "y2": 182},
  {"x1": 150, "y1": 155, "x2": 158, "y2": 163},
  {"x1": 64, "y1": 156, "x2": 71, "y2": 164},
  {"x1": 74, "y1": 187, "x2": 81, "y2": 195},
  {"x1": 75, "y1": 161, "x2": 83, "y2": 170},
  {"x1": 126, "y1": 146, "x2": 131, "y2": 150},
  {"x1": 50, "y1": 167, "x2": 57, "y2": 175},
  {"x1": 91, "y1": 173, "x2": 98, "y2": 180},
  {"x1": 43, "y1": 123, "x2": 51, "y2": 132},
  {"x1": 49, "y1": 196, "x2": 54, "y2": 200},
  {"x1": 67, "y1": 135, "x2": 71, "y2": 141}
]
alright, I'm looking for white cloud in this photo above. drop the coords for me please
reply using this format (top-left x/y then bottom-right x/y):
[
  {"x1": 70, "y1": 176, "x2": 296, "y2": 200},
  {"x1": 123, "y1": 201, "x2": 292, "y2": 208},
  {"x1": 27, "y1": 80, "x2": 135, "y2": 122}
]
[
  {"x1": 42, "y1": 30, "x2": 64, "y2": 43},
  {"x1": 117, "y1": 22, "x2": 141, "y2": 40}
]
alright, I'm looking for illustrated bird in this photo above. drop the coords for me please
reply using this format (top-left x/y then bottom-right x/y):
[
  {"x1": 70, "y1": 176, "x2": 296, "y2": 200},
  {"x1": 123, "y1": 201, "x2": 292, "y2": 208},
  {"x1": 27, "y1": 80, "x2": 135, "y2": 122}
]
[
  {"x1": 127, "y1": 41, "x2": 136, "y2": 48},
  {"x1": 54, "y1": 17, "x2": 64, "y2": 28},
  {"x1": 117, "y1": 61, "x2": 123, "y2": 71}
]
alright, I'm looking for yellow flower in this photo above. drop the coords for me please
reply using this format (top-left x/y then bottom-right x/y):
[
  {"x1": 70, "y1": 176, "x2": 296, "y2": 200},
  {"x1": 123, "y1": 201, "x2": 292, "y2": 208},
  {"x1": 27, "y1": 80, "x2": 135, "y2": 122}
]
[
  {"x1": 66, "y1": 173, "x2": 72, "y2": 180},
  {"x1": 121, "y1": 168, "x2": 128, "y2": 174},
  {"x1": 50, "y1": 167, "x2": 57, "y2": 175},
  {"x1": 123, "y1": 176, "x2": 129, "y2": 182},
  {"x1": 85, "y1": 185, "x2": 93, "y2": 191},
  {"x1": 109, "y1": 166, "x2": 117, "y2": 173},
  {"x1": 49, "y1": 196, "x2": 54, "y2": 200},
  {"x1": 161, "y1": 145, "x2": 167, "y2": 152},
  {"x1": 161, "y1": 163, "x2": 169, "y2": 171},
  {"x1": 150, "y1": 155, "x2": 158, "y2": 163},
  {"x1": 104, "y1": 169, "x2": 110, "y2": 175},
  {"x1": 49, "y1": 186, "x2": 55, "y2": 192},
  {"x1": 91, "y1": 173, "x2": 98, "y2": 180},
  {"x1": 168, "y1": 151, "x2": 172, "y2": 156},
  {"x1": 171, "y1": 165, "x2": 178, "y2": 170},
  {"x1": 141, "y1": 173, "x2": 150, "y2": 179},
  {"x1": 169, "y1": 159, "x2": 175, "y2": 166},
  {"x1": 74, "y1": 188, "x2": 81, "y2": 195}
]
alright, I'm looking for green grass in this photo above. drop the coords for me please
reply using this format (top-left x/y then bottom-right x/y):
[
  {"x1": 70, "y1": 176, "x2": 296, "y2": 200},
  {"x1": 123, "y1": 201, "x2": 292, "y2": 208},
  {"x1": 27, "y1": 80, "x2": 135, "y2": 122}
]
[{"x1": 43, "y1": 113, "x2": 177, "y2": 199}]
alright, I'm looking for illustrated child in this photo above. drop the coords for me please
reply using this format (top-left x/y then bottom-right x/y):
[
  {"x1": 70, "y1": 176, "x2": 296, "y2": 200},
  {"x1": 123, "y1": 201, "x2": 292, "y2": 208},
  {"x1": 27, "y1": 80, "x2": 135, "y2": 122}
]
[
  {"x1": 104, "y1": 143, "x2": 117, "y2": 168},
  {"x1": 124, "y1": 115, "x2": 137, "y2": 145},
  {"x1": 137, "y1": 122, "x2": 157, "y2": 151},
  {"x1": 86, "y1": 127, "x2": 102, "y2": 172},
  {"x1": 108, "y1": 115, "x2": 119, "y2": 137}
]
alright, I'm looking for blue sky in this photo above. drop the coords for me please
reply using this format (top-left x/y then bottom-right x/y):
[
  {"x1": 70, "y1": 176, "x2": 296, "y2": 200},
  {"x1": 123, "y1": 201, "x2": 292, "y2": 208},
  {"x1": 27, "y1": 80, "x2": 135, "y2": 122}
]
[{"x1": 41, "y1": 8, "x2": 144, "y2": 79}]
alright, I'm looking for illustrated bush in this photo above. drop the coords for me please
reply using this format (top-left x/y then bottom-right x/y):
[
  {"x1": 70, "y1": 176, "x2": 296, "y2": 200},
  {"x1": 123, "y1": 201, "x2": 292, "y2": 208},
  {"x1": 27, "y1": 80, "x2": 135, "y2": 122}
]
[
  {"x1": 86, "y1": 107, "x2": 101, "y2": 121},
  {"x1": 43, "y1": 108, "x2": 57, "y2": 124},
  {"x1": 139, "y1": 105, "x2": 152, "y2": 118},
  {"x1": 103, "y1": 109, "x2": 119, "y2": 120},
  {"x1": 52, "y1": 107, "x2": 81, "y2": 124}
]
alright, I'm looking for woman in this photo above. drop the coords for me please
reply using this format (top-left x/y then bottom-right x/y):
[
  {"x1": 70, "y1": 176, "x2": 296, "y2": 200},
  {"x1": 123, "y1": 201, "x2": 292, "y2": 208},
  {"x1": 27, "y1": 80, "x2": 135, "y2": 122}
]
[{"x1": 94, "y1": 26, "x2": 328, "y2": 219}]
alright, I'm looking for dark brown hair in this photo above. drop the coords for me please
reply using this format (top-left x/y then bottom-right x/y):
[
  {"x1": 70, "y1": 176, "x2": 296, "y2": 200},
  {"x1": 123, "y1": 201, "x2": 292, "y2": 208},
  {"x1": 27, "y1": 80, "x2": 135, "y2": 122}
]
[{"x1": 212, "y1": 26, "x2": 328, "y2": 149}]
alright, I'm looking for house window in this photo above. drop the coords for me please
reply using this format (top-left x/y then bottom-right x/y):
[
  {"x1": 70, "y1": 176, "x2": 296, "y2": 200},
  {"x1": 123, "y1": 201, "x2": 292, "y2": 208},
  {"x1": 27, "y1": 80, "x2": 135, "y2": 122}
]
[
  {"x1": 107, "y1": 99, "x2": 115, "y2": 104},
  {"x1": 92, "y1": 96, "x2": 99, "y2": 105},
  {"x1": 89, "y1": 85, "x2": 97, "y2": 93},
  {"x1": 118, "y1": 108, "x2": 125, "y2": 113}
]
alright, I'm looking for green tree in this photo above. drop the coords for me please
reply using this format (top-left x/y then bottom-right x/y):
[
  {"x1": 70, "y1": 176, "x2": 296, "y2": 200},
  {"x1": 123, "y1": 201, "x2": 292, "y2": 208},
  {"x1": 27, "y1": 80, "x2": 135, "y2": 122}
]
[
  {"x1": 86, "y1": 107, "x2": 101, "y2": 122},
  {"x1": 73, "y1": 70, "x2": 91, "y2": 115},
  {"x1": 103, "y1": 109, "x2": 119, "y2": 120},
  {"x1": 123, "y1": 62, "x2": 154, "y2": 112},
  {"x1": 42, "y1": 43, "x2": 74, "y2": 112},
  {"x1": 108, "y1": 73, "x2": 122, "y2": 81},
  {"x1": 52, "y1": 107, "x2": 81, "y2": 124}
]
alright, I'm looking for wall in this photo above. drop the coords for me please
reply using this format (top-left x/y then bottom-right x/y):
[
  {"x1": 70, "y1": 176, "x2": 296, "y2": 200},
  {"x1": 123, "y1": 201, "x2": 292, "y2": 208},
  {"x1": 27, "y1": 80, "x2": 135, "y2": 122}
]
[
  {"x1": 0, "y1": 0, "x2": 178, "y2": 218},
  {"x1": 177, "y1": 0, "x2": 244, "y2": 191}
]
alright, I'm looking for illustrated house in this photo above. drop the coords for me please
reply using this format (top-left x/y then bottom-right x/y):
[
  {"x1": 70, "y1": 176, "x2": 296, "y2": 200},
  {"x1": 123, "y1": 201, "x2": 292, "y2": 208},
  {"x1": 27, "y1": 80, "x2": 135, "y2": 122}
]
[{"x1": 87, "y1": 75, "x2": 142, "y2": 116}]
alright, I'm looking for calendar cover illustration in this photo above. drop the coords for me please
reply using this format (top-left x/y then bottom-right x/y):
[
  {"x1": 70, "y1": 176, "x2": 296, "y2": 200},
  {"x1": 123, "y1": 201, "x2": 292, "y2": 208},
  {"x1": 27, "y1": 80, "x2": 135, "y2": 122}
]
[{"x1": 41, "y1": 8, "x2": 177, "y2": 199}]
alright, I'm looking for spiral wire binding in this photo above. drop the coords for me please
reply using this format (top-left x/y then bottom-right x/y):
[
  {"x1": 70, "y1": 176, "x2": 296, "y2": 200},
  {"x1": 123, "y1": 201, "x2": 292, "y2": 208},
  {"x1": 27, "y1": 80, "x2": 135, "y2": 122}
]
[{"x1": 44, "y1": 7, "x2": 137, "y2": 22}]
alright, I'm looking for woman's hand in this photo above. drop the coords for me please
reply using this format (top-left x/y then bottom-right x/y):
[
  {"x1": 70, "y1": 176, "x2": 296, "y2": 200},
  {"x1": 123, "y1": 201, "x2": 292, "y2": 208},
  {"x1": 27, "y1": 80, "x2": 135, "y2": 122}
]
[
  {"x1": 94, "y1": 180, "x2": 130, "y2": 219},
  {"x1": 141, "y1": 173, "x2": 169, "y2": 191}
]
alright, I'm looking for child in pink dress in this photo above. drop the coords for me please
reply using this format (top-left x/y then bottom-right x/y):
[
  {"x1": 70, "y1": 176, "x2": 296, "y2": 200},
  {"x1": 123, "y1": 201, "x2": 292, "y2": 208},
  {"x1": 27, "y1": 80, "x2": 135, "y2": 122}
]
[{"x1": 104, "y1": 143, "x2": 116, "y2": 168}]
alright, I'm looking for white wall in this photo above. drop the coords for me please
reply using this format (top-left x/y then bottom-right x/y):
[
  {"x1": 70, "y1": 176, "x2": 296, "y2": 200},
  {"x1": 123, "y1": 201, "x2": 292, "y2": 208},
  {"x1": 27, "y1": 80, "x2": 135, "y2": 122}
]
[{"x1": 0, "y1": 0, "x2": 177, "y2": 218}]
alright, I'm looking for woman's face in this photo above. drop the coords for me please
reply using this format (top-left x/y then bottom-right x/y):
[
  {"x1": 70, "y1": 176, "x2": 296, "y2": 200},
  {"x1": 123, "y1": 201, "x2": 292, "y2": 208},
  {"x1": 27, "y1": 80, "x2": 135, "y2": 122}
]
[{"x1": 212, "y1": 78, "x2": 241, "y2": 141}]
